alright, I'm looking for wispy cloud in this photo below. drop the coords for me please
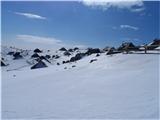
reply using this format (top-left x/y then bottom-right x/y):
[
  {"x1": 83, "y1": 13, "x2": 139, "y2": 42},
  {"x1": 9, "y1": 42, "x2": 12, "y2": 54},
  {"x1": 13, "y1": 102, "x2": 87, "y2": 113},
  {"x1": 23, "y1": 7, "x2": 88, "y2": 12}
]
[
  {"x1": 15, "y1": 34, "x2": 86, "y2": 49},
  {"x1": 15, "y1": 12, "x2": 46, "y2": 20},
  {"x1": 120, "y1": 25, "x2": 139, "y2": 30},
  {"x1": 16, "y1": 35, "x2": 62, "y2": 45},
  {"x1": 82, "y1": 0, "x2": 144, "y2": 12}
]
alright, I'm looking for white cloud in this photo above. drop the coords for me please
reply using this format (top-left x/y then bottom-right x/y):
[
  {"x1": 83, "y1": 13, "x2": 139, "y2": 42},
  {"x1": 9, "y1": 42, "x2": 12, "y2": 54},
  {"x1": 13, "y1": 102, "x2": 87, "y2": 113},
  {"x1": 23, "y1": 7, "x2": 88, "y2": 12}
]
[
  {"x1": 15, "y1": 12, "x2": 46, "y2": 20},
  {"x1": 82, "y1": 0, "x2": 144, "y2": 12},
  {"x1": 120, "y1": 24, "x2": 139, "y2": 30}
]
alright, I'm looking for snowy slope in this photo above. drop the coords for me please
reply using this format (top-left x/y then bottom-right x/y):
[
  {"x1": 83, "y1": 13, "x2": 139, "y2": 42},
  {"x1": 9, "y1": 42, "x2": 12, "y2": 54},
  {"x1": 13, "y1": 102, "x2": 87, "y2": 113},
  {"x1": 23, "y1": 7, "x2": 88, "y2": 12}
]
[{"x1": 2, "y1": 52, "x2": 159, "y2": 119}]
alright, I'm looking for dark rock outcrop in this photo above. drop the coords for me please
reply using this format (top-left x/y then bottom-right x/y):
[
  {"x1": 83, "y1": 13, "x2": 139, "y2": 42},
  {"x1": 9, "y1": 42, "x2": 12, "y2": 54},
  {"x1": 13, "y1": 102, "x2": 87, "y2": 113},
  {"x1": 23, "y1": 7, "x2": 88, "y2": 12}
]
[
  {"x1": 59, "y1": 47, "x2": 67, "y2": 51},
  {"x1": 90, "y1": 59, "x2": 97, "y2": 63},
  {"x1": 31, "y1": 53, "x2": 40, "y2": 58},
  {"x1": 64, "y1": 51, "x2": 71, "y2": 56},
  {"x1": 85, "y1": 48, "x2": 101, "y2": 55},
  {"x1": 73, "y1": 47, "x2": 79, "y2": 51},
  {"x1": 34, "y1": 48, "x2": 42, "y2": 53},
  {"x1": 70, "y1": 53, "x2": 85, "y2": 62},
  {"x1": 7, "y1": 51, "x2": 14, "y2": 55},
  {"x1": 45, "y1": 55, "x2": 51, "y2": 59},
  {"x1": 13, "y1": 52, "x2": 23, "y2": 60},
  {"x1": 31, "y1": 60, "x2": 47, "y2": 69}
]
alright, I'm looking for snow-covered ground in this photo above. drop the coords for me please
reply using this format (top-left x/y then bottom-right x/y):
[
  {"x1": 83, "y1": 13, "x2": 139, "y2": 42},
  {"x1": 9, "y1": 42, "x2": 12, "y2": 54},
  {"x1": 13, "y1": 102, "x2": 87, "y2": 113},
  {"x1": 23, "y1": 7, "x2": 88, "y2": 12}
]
[{"x1": 1, "y1": 47, "x2": 159, "y2": 119}]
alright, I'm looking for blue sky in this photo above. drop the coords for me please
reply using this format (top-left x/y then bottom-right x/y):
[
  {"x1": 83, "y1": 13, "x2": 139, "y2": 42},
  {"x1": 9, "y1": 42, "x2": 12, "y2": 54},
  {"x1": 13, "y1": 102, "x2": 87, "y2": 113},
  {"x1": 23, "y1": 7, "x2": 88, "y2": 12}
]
[{"x1": 1, "y1": 1, "x2": 160, "y2": 49}]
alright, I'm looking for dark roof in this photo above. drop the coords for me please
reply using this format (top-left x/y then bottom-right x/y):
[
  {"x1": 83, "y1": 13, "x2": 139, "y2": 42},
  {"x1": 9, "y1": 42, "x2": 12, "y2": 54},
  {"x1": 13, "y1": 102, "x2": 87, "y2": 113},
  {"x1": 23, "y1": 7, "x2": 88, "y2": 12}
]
[
  {"x1": 118, "y1": 42, "x2": 138, "y2": 51},
  {"x1": 122, "y1": 42, "x2": 135, "y2": 48},
  {"x1": 31, "y1": 60, "x2": 47, "y2": 69},
  {"x1": 149, "y1": 39, "x2": 160, "y2": 46}
]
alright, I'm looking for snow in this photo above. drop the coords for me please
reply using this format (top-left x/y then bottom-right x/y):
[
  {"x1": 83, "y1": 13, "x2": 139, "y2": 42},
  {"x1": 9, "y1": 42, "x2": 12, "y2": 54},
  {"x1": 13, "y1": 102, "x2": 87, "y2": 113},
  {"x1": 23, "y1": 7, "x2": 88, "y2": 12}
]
[{"x1": 1, "y1": 47, "x2": 159, "y2": 119}]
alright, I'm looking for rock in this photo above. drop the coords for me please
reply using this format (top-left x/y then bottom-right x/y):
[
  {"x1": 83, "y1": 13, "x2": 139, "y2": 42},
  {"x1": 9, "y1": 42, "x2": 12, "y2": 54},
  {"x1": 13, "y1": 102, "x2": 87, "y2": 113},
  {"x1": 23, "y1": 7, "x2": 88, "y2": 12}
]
[
  {"x1": 7, "y1": 51, "x2": 14, "y2": 55},
  {"x1": 45, "y1": 55, "x2": 51, "y2": 59},
  {"x1": 90, "y1": 59, "x2": 97, "y2": 63},
  {"x1": 52, "y1": 55, "x2": 55, "y2": 58},
  {"x1": 68, "y1": 49, "x2": 74, "y2": 52},
  {"x1": 85, "y1": 48, "x2": 101, "y2": 55},
  {"x1": 1, "y1": 60, "x2": 6, "y2": 66},
  {"x1": 70, "y1": 53, "x2": 85, "y2": 62},
  {"x1": 64, "y1": 51, "x2": 71, "y2": 56},
  {"x1": 55, "y1": 55, "x2": 60, "y2": 59},
  {"x1": 64, "y1": 67, "x2": 67, "y2": 69},
  {"x1": 34, "y1": 48, "x2": 42, "y2": 53},
  {"x1": 13, "y1": 52, "x2": 23, "y2": 60},
  {"x1": 59, "y1": 47, "x2": 67, "y2": 51},
  {"x1": 31, "y1": 53, "x2": 40, "y2": 58},
  {"x1": 96, "y1": 53, "x2": 100, "y2": 57},
  {"x1": 72, "y1": 65, "x2": 76, "y2": 68},
  {"x1": 73, "y1": 47, "x2": 79, "y2": 51}
]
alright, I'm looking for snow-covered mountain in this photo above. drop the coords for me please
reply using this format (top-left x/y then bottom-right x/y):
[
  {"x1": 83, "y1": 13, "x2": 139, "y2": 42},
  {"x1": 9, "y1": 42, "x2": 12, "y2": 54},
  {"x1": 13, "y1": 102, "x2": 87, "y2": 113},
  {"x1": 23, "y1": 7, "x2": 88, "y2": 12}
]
[{"x1": 1, "y1": 45, "x2": 159, "y2": 119}]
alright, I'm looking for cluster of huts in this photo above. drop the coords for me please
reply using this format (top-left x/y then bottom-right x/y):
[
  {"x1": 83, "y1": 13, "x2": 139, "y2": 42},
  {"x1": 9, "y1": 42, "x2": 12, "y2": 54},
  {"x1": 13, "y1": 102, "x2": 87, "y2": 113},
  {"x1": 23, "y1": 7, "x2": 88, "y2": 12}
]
[{"x1": 1, "y1": 39, "x2": 160, "y2": 69}]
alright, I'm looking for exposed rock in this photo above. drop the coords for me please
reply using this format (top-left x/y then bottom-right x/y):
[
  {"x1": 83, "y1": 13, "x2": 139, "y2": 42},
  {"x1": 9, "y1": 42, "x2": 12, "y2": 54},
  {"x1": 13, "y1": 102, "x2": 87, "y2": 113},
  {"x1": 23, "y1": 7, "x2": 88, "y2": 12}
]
[
  {"x1": 31, "y1": 53, "x2": 40, "y2": 58},
  {"x1": 31, "y1": 60, "x2": 47, "y2": 69},
  {"x1": 13, "y1": 52, "x2": 23, "y2": 60},
  {"x1": 52, "y1": 55, "x2": 55, "y2": 58},
  {"x1": 64, "y1": 51, "x2": 71, "y2": 56},
  {"x1": 73, "y1": 47, "x2": 79, "y2": 51},
  {"x1": 96, "y1": 53, "x2": 100, "y2": 57},
  {"x1": 59, "y1": 47, "x2": 67, "y2": 51},
  {"x1": 1, "y1": 60, "x2": 6, "y2": 66},
  {"x1": 55, "y1": 55, "x2": 60, "y2": 59},
  {"x1": 7, "y1": 51, "x2": 14, "y2": 55},
  {"x1": 70, "y1": 53, "x2": 85, "y2": 62},
  {"x1": 90, "y1": 59, "x2": 97, "y2": 63},
  {"x1": 72, "y1": 65, "x2": 76, "y2": 68},
  {"x1": 64, "y1": 67, "x2": 67, "y2": 69},
  {"x1": 85, "y1": 48, "x2": 101, "y2": 55},
  {"x1": 45, "y1": 55, "x2": 51, "y2": 59},
  {"x1": 34, "y1": 48, "x2": 42, "y2": 53},
  {"x1": 68, "y1": 49, "x2": 74, "y2": 52}
]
